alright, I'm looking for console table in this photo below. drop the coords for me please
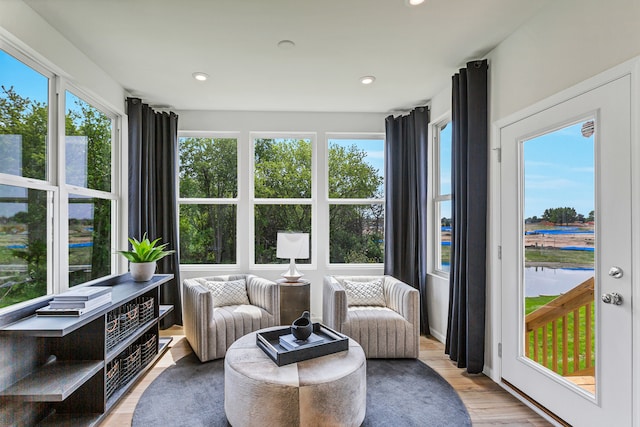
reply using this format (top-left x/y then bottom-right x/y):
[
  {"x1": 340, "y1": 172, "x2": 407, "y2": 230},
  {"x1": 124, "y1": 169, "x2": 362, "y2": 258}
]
[{"x1": 0, "y1": 273, "x2": 174, "y2": 426}]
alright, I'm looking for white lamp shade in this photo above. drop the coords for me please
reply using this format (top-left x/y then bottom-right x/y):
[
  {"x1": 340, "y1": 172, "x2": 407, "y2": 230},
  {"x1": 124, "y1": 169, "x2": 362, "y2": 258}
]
[{"x1": 276, "y1": 232, "x2": 310, "y2": 259}]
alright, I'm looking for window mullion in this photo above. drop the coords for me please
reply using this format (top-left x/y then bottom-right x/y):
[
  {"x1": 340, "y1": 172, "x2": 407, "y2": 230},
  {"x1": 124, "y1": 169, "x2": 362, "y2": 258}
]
[{"x1": 55, "y1": 76, "x2": 69, "y2": 293}]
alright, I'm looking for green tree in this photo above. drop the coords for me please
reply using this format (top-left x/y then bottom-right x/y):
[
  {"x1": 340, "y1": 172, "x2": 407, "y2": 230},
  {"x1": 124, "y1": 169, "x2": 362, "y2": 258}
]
[
  {"x1": 253, "y1": 138, "x2": 313, "y2": 263},
  {"x1": 328, "y1": 143, "x2": 383, "y2": 263},
  {"x1": 254, "y1": 138, "x2": 311, "y2": 198},
  {"x1": 177, "y1": 137, "x2": 384, "y2": 265},
  {"x1": 542, "y1": 207, "x2": 578, "y2": 225},
  {"x1": 328, "y1": 144, "x2": 382, "y2": 198},
  {"x1": 179, "y1": 137, "x2": 238, "y2": 263},
  {"x1": 0, "y1": 86, "x2": 114, "y2": 305},
  {"x1": 0, "y1": 86, "x2": 48, "y2": 306},
  {"x1": 65, "y1": 95, "x2": 112, "y2": 285}
]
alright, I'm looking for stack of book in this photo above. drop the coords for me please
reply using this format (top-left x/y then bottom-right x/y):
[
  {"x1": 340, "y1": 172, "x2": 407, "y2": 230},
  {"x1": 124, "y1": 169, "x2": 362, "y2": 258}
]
[
  {"x1": 279, "y1": 332, "x2": 325, "y2": 351},
  {"x1": 36, "y1": 286, "x2": 113, "y2": 316}
]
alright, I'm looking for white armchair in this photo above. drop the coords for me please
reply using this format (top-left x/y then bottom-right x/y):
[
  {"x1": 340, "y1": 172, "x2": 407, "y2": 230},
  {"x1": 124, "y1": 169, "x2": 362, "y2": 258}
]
[
  {"x1": 323, "y1": 275, "x2": 419, "y2": 358},
  {"x1": 183, "y1": 274, "x2": 280, "y2": 362}
]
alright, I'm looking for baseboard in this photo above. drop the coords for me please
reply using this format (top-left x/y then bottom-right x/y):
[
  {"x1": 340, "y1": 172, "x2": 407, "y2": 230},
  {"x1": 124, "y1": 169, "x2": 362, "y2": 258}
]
[
  {"x1": 482, "y1": 365, "x2": 497, "y2": 381},
  {"x1": 429, "y1": 328, "x2": 446, "y2": 344}
]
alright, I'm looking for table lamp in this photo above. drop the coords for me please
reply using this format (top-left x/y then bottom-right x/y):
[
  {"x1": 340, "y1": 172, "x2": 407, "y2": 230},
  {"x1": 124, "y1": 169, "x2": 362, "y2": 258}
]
[{"x1": 276, "y1": 232, "x2": 309, "y2": 282}]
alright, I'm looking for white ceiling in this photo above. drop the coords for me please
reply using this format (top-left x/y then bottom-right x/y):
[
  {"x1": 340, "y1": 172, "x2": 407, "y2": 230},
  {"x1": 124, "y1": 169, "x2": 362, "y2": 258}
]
[{"x1": 23, "y1": 0, "x2": 548, "y2": 113}]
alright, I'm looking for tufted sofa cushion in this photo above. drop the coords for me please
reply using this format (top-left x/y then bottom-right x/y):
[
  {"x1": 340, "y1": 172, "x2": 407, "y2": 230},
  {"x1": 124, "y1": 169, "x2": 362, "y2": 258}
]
[
  {"x1": 343, "y1": 278, "x2": 385, "y2": 306},
  {"x1": 206, "y1": 279, "x2": 250, "y2": 307}
]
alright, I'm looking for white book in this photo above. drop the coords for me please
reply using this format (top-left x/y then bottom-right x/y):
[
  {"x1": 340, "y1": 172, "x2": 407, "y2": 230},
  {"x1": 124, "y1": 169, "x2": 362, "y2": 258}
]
[
  {"x1": 49, "y1": 293, "x2": 112, "y2": 309},
  {"x1": 53, "y1": 286, "x2": 112, "y2": 301}
]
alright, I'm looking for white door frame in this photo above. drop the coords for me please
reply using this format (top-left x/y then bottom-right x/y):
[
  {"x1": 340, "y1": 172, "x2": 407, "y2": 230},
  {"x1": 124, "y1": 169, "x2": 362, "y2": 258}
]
[{"x1": 489, "y1": 57, "x2": 640, "y2": 427}]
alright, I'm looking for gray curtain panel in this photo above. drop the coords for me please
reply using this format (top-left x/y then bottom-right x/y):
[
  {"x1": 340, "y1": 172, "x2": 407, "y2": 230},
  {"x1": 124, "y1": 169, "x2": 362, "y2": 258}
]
[
  {"x1": 445, "y1": 60, "x2": 488, "y2": 374},
  {"x1": 384, "y1": 106, "x2": 430, "y2": 335},
  {"x1": 126, "y1": 97, "x2": 182, "y2": 327}
]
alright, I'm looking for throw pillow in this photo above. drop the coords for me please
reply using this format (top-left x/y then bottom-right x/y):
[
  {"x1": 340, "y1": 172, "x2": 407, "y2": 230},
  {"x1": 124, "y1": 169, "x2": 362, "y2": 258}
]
[
  {"x1": 206, "y1": 279, "x2": 250, "y2": 307},
  {"x1": 343, "y1": 278, "x2": 385, "y2": 307}
]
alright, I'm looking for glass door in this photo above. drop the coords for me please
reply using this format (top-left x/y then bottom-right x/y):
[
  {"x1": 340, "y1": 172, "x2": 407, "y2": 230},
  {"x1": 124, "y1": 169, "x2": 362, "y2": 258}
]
[
  {"x1": 522, "y1": 119, "x2": 596, "y2": 394},
  {"x1": 500, "y1": 75, "x2": 632, "y2": 426}
]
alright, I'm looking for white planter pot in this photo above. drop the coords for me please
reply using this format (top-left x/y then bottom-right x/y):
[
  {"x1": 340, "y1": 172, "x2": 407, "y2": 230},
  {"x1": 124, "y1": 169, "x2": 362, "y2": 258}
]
[{"x1": 130, "y1": 261, "x2": 156, "y2": 282}]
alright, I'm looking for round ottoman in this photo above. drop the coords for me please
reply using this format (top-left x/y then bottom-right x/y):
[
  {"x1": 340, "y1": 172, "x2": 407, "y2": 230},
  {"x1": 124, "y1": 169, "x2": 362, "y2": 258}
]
[{"x1": 224, "y1": 327, "x2": 366, "y2": 427}]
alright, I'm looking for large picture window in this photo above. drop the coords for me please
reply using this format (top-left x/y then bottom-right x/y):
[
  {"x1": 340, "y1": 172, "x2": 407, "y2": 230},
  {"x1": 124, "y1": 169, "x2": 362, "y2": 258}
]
[
  {"x1": 177, "y1": 132, "x2": 385, "y2": 269},
  {"x1": 0, "y1": 47, "x2": 121, "y2": 309},
  {"x1": 253, "y1": 136, "x2": 312, "y2": 265},
  {"x1": 178, "y1": 135, "x2": 238, "y2": 264},
  {"x1": 328, "y1": 137, "x2": 384, "y2": 264}
]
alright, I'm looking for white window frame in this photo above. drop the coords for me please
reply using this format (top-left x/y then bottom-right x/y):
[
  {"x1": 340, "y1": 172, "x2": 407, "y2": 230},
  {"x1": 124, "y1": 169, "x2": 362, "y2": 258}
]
[
  {"x1": 0, "y1": 41, "x2": 123, "y2": 312},
  {"x1": 431, "y1": 115, "x2": 452, "y2": 277},
  {"x1": 60, "y1": 82, "x2": 121, "y2": 288},
  {"x1": 177, "y1": 131, "x2": 241, "y2": 270},
  {"x1": 325, "y1": 132, "x2": 385, "y2": 268},
  {"x1": 250, "y1": 132, "x2": 317, "y2": 271}
]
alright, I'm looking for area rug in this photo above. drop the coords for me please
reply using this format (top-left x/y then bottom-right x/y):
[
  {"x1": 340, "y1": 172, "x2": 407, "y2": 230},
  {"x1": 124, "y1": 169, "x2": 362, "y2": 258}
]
[{"x1": 132, "y1": 353, "x2": 471, "y2": 427}]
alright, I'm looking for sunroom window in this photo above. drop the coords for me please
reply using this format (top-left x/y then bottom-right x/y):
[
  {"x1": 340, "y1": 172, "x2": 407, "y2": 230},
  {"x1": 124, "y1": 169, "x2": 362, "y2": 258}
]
[{"x1": 328, "y1": 137, "x2": 384, "y2": 264}]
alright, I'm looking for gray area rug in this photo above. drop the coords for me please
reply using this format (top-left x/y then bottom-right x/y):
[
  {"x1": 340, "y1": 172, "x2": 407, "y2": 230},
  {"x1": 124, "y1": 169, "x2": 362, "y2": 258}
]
[{"x1": 132, "y1": 353, "x2": 471, "y2": 427}]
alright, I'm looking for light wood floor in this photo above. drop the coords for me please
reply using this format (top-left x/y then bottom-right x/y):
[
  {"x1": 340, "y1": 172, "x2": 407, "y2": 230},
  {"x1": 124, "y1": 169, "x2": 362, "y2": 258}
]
[{"x1": 101, "y1": 327, "x2": 551, "y2": 426}]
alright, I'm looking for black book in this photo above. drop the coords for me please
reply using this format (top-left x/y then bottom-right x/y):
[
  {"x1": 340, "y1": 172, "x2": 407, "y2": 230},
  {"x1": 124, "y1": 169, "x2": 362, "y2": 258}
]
[{"x1": 36, "y1": 301, "x2": 111, "y2": 316}]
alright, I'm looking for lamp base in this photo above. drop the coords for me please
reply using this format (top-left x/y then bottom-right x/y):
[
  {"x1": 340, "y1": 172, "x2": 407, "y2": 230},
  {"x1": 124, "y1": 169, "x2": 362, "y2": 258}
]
[{"x1": 281, "y1": 258, "x2": 304, "y2": 282}]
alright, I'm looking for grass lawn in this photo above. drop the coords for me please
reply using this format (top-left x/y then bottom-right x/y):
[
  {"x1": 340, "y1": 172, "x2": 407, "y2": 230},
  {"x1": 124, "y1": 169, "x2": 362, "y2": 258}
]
[{"x1": 525, "y1": 247, "x2": 593, "y2": 265}]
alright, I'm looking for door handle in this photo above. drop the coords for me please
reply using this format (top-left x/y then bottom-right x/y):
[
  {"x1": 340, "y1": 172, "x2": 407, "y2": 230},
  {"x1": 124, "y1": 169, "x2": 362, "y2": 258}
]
[{"x1": 601, "y1": 292, "x2": 623, "y2": 305}]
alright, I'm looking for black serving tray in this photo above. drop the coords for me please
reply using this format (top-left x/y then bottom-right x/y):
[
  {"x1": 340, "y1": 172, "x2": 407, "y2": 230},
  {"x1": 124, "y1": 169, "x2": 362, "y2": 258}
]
[{"x1": 256, "y1": 323, "x2": 349, "y2": 366}]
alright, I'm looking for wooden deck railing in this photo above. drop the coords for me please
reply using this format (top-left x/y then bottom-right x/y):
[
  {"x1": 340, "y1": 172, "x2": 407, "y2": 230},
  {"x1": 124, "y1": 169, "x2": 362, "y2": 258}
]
[{"x1": 525, "y1": 276, "x2": 594, "y2": 376}]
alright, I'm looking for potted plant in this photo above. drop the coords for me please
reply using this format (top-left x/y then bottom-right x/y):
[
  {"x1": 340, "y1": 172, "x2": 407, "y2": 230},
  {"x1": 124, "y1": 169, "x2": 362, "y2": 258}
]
[{"x1": 118, "y1": 233, "x2": 175, "y2": 282}]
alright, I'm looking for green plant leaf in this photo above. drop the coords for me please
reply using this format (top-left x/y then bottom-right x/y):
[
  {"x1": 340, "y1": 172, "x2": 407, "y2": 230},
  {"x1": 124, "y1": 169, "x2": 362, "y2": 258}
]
[{"x1": 118, "y1": 233, "x2": 175, "y2": 263}]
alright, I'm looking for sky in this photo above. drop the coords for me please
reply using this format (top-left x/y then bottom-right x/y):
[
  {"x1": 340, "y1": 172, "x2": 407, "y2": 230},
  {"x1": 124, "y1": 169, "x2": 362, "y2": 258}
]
[
  {"x1": 0, "y1": 50, "x2": 48, "y2": 103},
  {"x1": 1, "y1": 49, "x2": 90, "y2": 115},
  {"x1": 524, "y1": 121, "x2": 594, "y2": 219}
]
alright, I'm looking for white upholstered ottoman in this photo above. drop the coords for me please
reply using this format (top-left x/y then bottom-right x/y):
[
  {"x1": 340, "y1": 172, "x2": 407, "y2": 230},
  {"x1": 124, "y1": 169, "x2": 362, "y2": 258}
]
[{"x1": 224, "y1": 327, "x2": 366, "y2": 427}]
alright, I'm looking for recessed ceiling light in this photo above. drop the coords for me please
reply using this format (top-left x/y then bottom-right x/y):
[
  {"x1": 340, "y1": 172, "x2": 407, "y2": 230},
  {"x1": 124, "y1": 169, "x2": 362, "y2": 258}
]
[
  {"x1": 277, "y1": 39, "x2": 296, "y2": 49},
  {"x1": 406, "y1": 0, "x2": 425, "y2": 5},
  {"x1": 192, "y1": 72, "x2": 209, "y2": 81},
  {"x1": 360, "y1": 76, "x2": 376, "y2": 85}
]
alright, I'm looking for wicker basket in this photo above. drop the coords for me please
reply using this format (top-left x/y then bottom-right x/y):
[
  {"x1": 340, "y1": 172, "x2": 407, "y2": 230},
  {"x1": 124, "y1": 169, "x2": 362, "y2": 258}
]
[
  {"x1": 119, "y1": 303, "x2": 139, "y2": 339},
  {"x1": 105, "y1": 313, "x2": 120, "y2": 351},
  {"x1": 140, "y1": 333, "x2": 157, "y2": 367},
  {"x1": 105, "y1": 359, "x2": 120, "y2": 399},
  {"x1": 120, "y1": 344, "x2": 141, "y2": 386},
  {"x1": 137, "y1": 297, "x2": 155, "y2": 325}
]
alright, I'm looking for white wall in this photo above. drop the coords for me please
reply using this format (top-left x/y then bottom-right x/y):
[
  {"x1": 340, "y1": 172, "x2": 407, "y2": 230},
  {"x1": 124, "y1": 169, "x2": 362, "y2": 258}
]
[
  {"x1": 427, "y1": 0, "x2": 640, "y2": 378},
  {"x1": 485, "y1": 0, "x2": 640, "y2": 380},
  {"x1": 489, "y1": 0, "x2": 640, "y2": 121},
  {"x1": 0, "y1": 1, "x2": 126, "y2": 114},
  {"x1": 177, "y1": 110, "x2": 387, "y2": 319}
]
